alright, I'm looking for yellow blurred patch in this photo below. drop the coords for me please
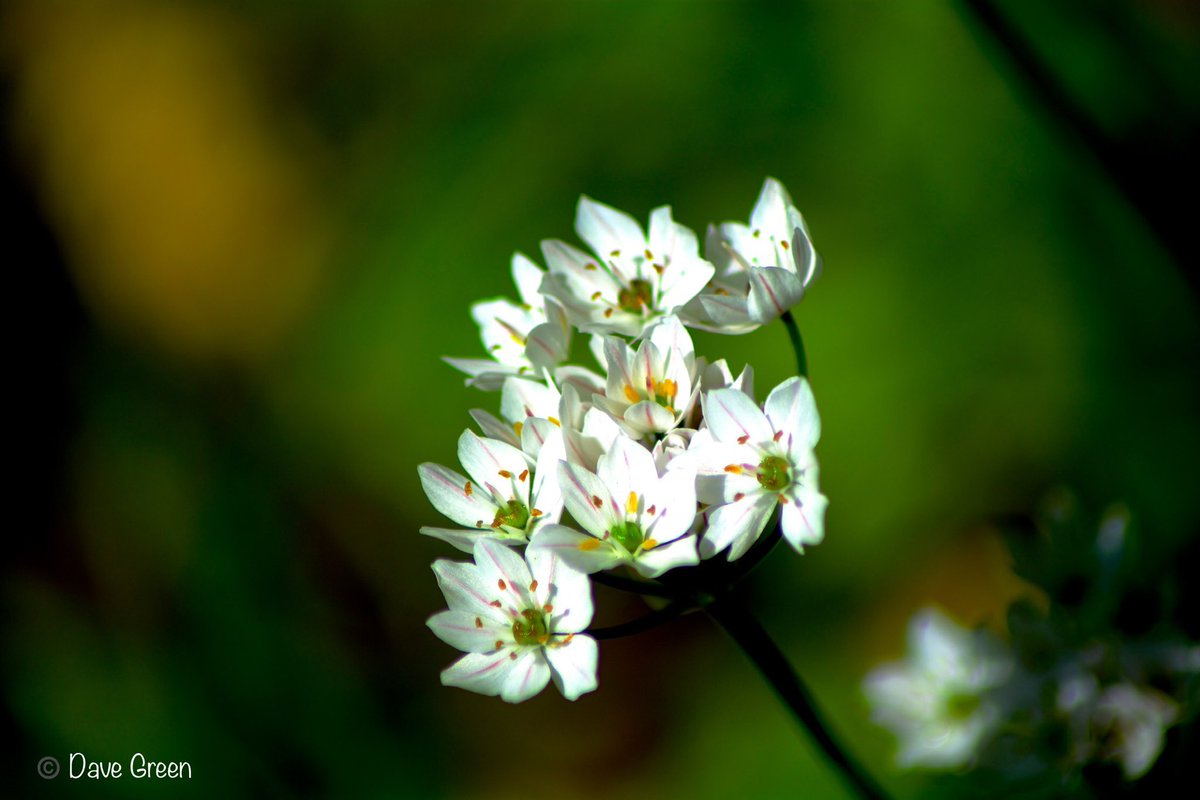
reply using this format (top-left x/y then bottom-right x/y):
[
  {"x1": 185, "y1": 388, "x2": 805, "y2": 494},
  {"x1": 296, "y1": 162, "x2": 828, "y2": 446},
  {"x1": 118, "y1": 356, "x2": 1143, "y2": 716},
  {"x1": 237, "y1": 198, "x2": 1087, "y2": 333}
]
[{"x1": 5, "y1": 0, "x2": 331, "y2": 364}]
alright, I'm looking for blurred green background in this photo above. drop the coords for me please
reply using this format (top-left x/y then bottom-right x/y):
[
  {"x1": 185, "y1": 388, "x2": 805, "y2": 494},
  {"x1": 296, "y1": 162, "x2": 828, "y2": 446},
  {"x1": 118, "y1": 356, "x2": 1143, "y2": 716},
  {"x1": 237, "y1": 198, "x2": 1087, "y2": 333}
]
[{"x1": 5, "y1": 0, "x2": 1198, "y2": 797}]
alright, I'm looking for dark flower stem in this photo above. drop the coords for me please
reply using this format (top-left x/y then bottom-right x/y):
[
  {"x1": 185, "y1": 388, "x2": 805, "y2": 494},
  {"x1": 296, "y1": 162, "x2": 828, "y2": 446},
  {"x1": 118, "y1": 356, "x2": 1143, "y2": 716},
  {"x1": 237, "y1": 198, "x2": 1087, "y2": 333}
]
[
  {"x1": 781, "y1": 310, "x2": 808, "y2": 379},
  {"x1": 706, "y1": 596, "x2": 890, "y2": 800}
]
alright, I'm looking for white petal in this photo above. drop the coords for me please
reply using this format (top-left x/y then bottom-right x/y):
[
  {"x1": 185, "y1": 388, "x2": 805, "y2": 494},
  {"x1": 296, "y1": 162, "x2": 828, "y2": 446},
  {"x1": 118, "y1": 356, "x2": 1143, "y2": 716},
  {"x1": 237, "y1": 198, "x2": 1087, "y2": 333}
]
[
  {"x1": 526, "y1": 533, "x2": 597, "y2": 630},
  {"x1": 457, "y1": 430, "x2": 532, "y2": 507},
  {"x1": 545, "y1": 635, "x2": 599, "y2": 700},
  {"x1": 634, "y1": 535, "x2": 699, "y2": 577},
  {"x1": 470, "y1": 298, "x2": 538, "y2": 368},
  {"x1": 701, "y1": 388, "x2": 773, "y2": 445},
  {"x1": 499, "y1": 650, "x2": 553, "y2": 703},
  {"x1": 525, "y1": 321, "x2": 569, "y2": 372},
  {"x1": 657, "y1": 258, "x2": 715, "y2": 312},
  {"x1": 597, "y1": 435, "x2": 660, "y2": 502},
  {"x1": 701, "y1": 494, "x2": 776, "y2": 560},
  {"x1": 749, "y1": 177, "x2": 794, "y2": 241},
  {"x1": 698, "y1": 292, "x2": 757, "y2": 330},
  {"x1": 528, "y1": 523, "x2": 625, "y2": 576},
  {"x1": 469, "y1": 409, "x2": 519, "y2": 447},
  {"x1": 642, "y1": 466, "x2": 698, "y2": 544},
  {"x1": 603, "y1": 336, "x2": 637, "y2": 403},
  {"x1": 472, "y1": 538, "x2": 536, "y2": 613},
  {"x1": 431, "y1": 558, "x2": 508, "y2": 620},
  {"x1": 623, "y1": 400, "x2": 676, "y2": 435},
  {"x1": 442, "y1": 358, "x2": 521, "y2": 390},
  {"x1": 427, "y1": 610, "x2": 509, "y2": 653},
  {"x1": 647, "y1": 206, "x2": 697, "y2": 262},
  {"x1": 421, "y1": 526, "x2": 518, "y2": 554},
  {"x1": 440, "y1": 651, "x2": 519, "y2": 698},
  {"x1": 647, "y1": 314, "x2": 695, "y2": 366},
  {"x1": 764, "y1": 376, "x2": 820, "y2": 451},
  {"x1": 792, "y1": 225, "x2": 822, "y2": 287},
  {"x1": 511, "y1": 252, "x2": 545, "y2": 308},
  {"x1": 500, "y1": 376, "x2": 560, "y2": 425},
  {"x1": 747, "y1": 266, "x2": 805, "y2": 323},
  {"x1": 779, "y1": 491, "x2": 827, "y2": 552},
  {"x1": 576, "y1": 195, "x2": 646, "y2": 259},
  {"x1": 418, "y1": 462, "x2": 499, "y2": 529},
  {"x1": 557, "y1": 461, "x2": 620, "y2": 538}
]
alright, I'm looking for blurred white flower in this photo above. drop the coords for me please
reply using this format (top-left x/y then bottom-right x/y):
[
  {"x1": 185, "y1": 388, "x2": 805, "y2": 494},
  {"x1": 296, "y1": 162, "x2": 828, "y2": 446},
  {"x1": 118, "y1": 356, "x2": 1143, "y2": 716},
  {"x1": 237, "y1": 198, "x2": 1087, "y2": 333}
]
[
  {"x1": 540, "y1": 197, "x2": 714, "y2": 337},
  {"x1": 1089, "y1": 684, "x2": 1178, "y2": 779},
  {"x1": 428, "y1": 539, "x2": 598, "y2": 702},
  {"x1": 864, "y1": 608, "x2": 1013, "y2": 770},
  {"x1": 683, "y1": 177, "x2": 821, "y2": 333}
]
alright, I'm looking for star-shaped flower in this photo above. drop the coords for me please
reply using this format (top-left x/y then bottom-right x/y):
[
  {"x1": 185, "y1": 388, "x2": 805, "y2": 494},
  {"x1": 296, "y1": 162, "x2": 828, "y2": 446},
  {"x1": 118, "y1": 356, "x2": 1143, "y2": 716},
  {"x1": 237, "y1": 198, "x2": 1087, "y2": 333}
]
[
  {"x1": 863, "y1": 608, "x2": 1013, "y2": 770},
  {"x1": 446, "y1": 253, "x2": 571, "y2": 389},
  {"x1": 428, "y1": 539, "x2": 598, "y2": 702},
  {"x1": 540, "y1": 197, "x2": 714, "y2": 337},
  {"x1": 530, "y1": 436, "x2": 699, "y2": 578},
  {"x1": 677, "y1": 376, "x2": 826, "y2": 559},
  {"x1": 682, "y1": 177, "x2": 821, "y2": 333},
  {"x1": 418, "y1": 429, "x2": 563, "y2": 553},
  {"x1": 594, "y1": 315, "x2": 699, "y2": 437}
]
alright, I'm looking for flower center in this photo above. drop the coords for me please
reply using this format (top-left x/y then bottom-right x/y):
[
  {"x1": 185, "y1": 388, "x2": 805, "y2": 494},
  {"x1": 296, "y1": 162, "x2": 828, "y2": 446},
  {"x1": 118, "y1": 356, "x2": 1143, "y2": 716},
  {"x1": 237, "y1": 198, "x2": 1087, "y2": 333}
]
[
  {"x1": 512, "y1": 608, "x2": 549, "y2": 646},
  {"x1": 756, "y1": 455, "x2": 791, "y2": 492},
  {"x1": 610, "y1": 520, "x2": 645, "y2": 554},
  {"x1": 492, "y1": 499, "x2": 530, "y2": 530},
  {"x1": 617, "y1": 279, "x2": 654, "y2": 313},
  {"x1": 652, "y1": 378, "x2": 678, "y2": 410},
  {"x1": 944, "y1": 692, "x2": 981, "y2": 721}
]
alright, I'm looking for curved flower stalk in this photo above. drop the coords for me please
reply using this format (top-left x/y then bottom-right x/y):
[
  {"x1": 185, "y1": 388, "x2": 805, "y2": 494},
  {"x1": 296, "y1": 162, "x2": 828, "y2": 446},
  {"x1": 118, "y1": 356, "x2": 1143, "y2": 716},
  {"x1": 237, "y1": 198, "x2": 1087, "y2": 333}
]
[
  {"x1": 683, "y1": 177, "x2": 822, "y2": 333},
  {"x1": 428, "y1": 539, "x2": 598, "y2": 702},
  {"x1": 677, "y1": 376, "x2": 827, "y2": 559},
  {"x1": 540, "y1": 197, "x2": 714, "y2": 337},
  {"x1": 446, "y1": 253, "x2": 571, "y2": 389},
  {"x1": 864, "y1": 608, "x2": 1014, "y2": 770}
]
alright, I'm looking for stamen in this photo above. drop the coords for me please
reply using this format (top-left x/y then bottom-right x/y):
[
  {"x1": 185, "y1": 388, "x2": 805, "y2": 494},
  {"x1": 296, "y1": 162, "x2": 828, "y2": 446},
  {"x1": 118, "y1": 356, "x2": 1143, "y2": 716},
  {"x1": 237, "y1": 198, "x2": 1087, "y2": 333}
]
[
  {"x1": 626, "y1": 491, "x2": 638, "y2": 514},
  {"x1": 498, "y1": 579, "x2": 507, "y2": 590},
  {"x1": 585, "y1": 263, "x2": 597, "y2": 271},
  {"x1": 509, "y1": 652, "x2": 518, "y2": 660},
  {"x1": 642, "y1": 538, "x2": 659, "y2": 550},
  {"x1": 495, "y1": 640, "x2": 504, "y2": 649},
  {"x1": 774, "y1": 430, "x2": 784, "y2": 442},
  {"x1": 513, "y1": 421, "x2": 523, "y2": 437},
  {"x1": 591, "y1": 495, "x2": 603, "y2": 508},
  {"x1": 644, "y1": 249, "x2": 653, "y2": 260},
  {"x1": 489, "y1": 600, "x2": 502, "y2": 608},
  {"x1": 734, "y1": 492, "x2": 745, "y2": 501},
  {"x1": 544, "y1": 603, "x2": 554, "y2": 613},
  {"x1": 518, "y1": 469, "x2": 529, "y2": 482},
  {"x1": 529, "y1": 580, "x2": 538, "y2": 591},
  {"x1": 780, "y1": 240, "x2": 790, "y2": 250},
  {"x1": 737, "y1": 435, "x2": 749, "y2": 445},
  {"x1": 623, "y1": 384, "x2": 640, "y2": 403},
  {"x1": 591, "y1": 291, "x2": 602, "y2": 301},
  {"x1": 725, "y1": 465, "x2": 743, "y2": 474},
  {"x1": 579, "y1": 539, "x2": 602, "y2": 551},
  {"x1": 548, "y1": 417, "x2": 561, "y2": 427},
  {"x1": 475, "y1": 617, "x2": 483, "y2": 628},
  {"x1": 530, "y1": 508, "x2": 543, "y2": 517},
  {"x1": 498, "y1": 469, "x2": 513, "y2": 478},
  {"x1": 604, "y1": 308, "x2": 614, "y2": 318},
  {"x1": 464, "y1": 481, "x2": 473, "y2": 496},
  {"x1": 646, "y1": 504, "x2": 656, "y2": 515}
]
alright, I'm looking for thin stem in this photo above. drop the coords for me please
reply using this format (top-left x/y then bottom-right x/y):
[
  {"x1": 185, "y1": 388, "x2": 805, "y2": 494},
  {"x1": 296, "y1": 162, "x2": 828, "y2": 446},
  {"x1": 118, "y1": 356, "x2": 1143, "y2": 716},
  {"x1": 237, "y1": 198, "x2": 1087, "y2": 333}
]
[
  {"x1": 590, "y1": 570, "x2": 687, "y2": 600},
  {"x1": 781, "y1": 310, "x2": 808, "y2": 378},
  {"x1": 706, "y1": 596, "x2": 890, "y2": 800},
  {"x1": 587, "y1": 599, "x2": 698, "y2": 640}
]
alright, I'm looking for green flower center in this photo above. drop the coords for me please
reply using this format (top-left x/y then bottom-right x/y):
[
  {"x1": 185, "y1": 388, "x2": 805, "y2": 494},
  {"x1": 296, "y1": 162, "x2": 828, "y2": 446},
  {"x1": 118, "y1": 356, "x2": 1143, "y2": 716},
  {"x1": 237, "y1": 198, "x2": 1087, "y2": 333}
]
[
  {"x1": 512, "y1": 608, "x2": 549, "y2": 646},
  {"x1": 756, "y1": 455, "x2": 792, "y2": 492},
  {"x1": 944, "y1": 691, "x2": 981, "y2": 721},
  {"x1": 610, "y1": 520, "x2": 645, "y2": 554},
  {"x1": 617, "y1": 279, "x2": 654, "y2": 313},
  {"x1": 492, "y1": 499, "x2": 530, "y2": 530}
]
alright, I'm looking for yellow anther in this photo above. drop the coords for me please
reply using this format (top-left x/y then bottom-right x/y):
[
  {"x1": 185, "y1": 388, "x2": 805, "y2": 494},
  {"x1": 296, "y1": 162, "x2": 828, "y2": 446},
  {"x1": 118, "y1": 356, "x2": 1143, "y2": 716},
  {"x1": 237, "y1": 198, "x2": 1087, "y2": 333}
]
[
  {"x1": 642, "y1": 538, "x2": 659, "y2": 550},
  {"x1": 626, "y1": 491, "x2": 639, "y2": 514},
  {"x1": 623, "y1": 384, "x2": 640, "y2": 403},
  {"x1": 725, "y1": 464, "x2": 743, "y2": 474},
  {"x1": 547, "y1": 417, "x2": 561, "y2": 427},
  {"x1": 658, "y1": 379, "x2": 678, "y2": 400},
  {"x1": 579, "y1": 539, "x2": 602, "y2": 551},
  {"x1": 513, "y1": 421, "x2": 524, "y2": 436}
]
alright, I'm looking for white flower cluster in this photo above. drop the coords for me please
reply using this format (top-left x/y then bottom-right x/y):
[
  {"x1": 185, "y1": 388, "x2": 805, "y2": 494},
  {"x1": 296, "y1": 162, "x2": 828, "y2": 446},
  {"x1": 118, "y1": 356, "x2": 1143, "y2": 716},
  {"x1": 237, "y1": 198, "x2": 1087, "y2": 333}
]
[{"x1": 420, "y1": 178, "x2": 826, "y2": 702}]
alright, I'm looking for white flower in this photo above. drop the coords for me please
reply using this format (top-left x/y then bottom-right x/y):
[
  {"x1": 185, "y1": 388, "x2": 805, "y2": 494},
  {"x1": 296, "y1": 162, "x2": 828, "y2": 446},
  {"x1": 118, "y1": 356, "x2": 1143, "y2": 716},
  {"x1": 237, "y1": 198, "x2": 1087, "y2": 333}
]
[
  {"x1": 540, "y1": 197, "x2": 715, "y2": 337},
  {"x1": 594, "y1": 316, "x2": 700, "y2": 437},
  {"x1": 676, "y1": 377, "x2": 826, "y2": 559},
  {"x1": 864, "y1": 608, "x2": 1014, "y2": 770},
  {"x1": 469, "y1": 376, "x2": 563, "y2": 459},
  {"x1": 428, "y1": 539, "x2": 598, "y2": 702},
  {"x1": 530, "y1": 436, "x2": 700, "y2": 578},
  {"x1": 1089, "y1": 684, "x2": 1178, "y2": 779},
  {"x1": 682, "y1": 177, "x2": 821, "y2": 333},
  {"x1": 446, "y1": 253, "x2": 571, "y2": 390},
  {"x1": 418, "y1": 430, "x2": 563, "y2": 553}
]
